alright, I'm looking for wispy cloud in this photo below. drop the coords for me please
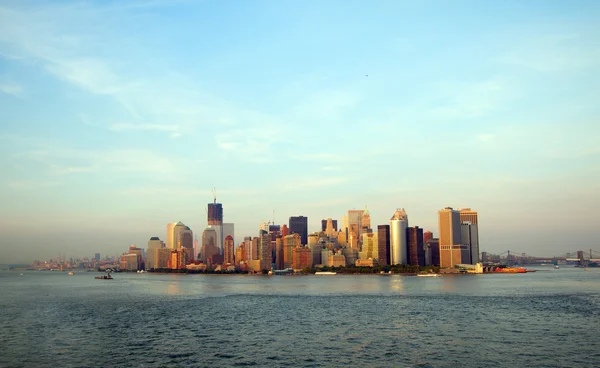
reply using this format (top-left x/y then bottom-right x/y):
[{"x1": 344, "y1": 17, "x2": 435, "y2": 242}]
[{"x1": 0, "y1": 82, "x2": 23, "y2": 96}]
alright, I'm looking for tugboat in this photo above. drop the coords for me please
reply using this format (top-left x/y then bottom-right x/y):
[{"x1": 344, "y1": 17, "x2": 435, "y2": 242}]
[{"x1": 95, "y1": 269, "x2": 113, "y2": 280}]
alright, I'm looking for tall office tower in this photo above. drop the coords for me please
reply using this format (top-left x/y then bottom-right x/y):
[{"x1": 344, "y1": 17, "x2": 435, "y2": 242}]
[
  {"x1": 94, "y1": 253, "x2": 101, "y2": 262},
  {"x1": 258, "y1": 230, "x2": 272, "y2": 271},
  {"x1": 407, "y1": 226, "x2": 425, "y2": 266},
  {"x1": 289, "y1": 216, "x2": 308, "y2": 245},
  {"x1": 347, "y1": 210, "x2": 364, "y2": 240},
  {"x1": 359, "y1": 232, "x2": 378, "y2": 260},
  {"x1": 459, "y1": 208, "x2": 478, "y2": 225},
  {"x1": 424, "y1": 230, "x2": 433, "y2": 245},
  {"x1": 174, "y1": 224, "x2": 194, "y2": 262},
  {"x1": 166, "y1": 222, "x2": 177, "y2": 249},
  {"x1": 292, "y1": 247, "x2": 312, "y2": 270},
  {"x1": 323, "y1": 218, "x2": 337, "y2": 237},
  {"x1": 283, "y1": 233, "x2": 301, "y2": 269},
  {"x1": 207, "y1": 192, "x2": 224, "y2": 252},
  {"x1": 201, "y1": 227, "x2": 218, "y2": 263},
  {"x1": 250, "y1": 237, "x2": 259, "y2": 261},
  {"x1": 377, "y1": 225, "x2": 390, "y2": 266},
  {"x1": 461, "y1": 222, "x2": 479, "y2": 264},
  {"x1": 390, "y1": 208, "x2": 408, "y2": 265},
  {"x1": 341, "y1": 215, "x2": 349, "y2": 242},
  {"x1": 243, "y1": 236, "x2": 252, "y2": 260},
  {"x1": 224, "y1": 235, "x2": 235, "y2": 264},
  {"x1": 438, "y1": 207, "x2": 464, "y2": 268},
  {"x1": 146, "y1": 237, "x2": 164, "y2": 270},
  {"x1": 361, "y1": 208, "x2": 371, "y2": 233},
  {"x1": 275, "y1": 237, "x2": 284, "y2": 270},
  {"x1": 281, "y1": 224, "x2": 289, "y2": 237},
  {"x1": 427, "y1": 238, "x2": 440, "y2": 266},
  {"x1": 321, "y1": 219, "x2": 338, "y2": 232},
  {"x1": 337, "y1": 230, "x2": 347, "y2": 246},
  {"x1": 235, "y1": 243, "x2": 246, "y2": 264}
]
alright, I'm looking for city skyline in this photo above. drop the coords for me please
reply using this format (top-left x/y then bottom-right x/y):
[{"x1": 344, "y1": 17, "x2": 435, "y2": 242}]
[{"x1": 1, "y1": 1, "x2": 599, "y2": 263}]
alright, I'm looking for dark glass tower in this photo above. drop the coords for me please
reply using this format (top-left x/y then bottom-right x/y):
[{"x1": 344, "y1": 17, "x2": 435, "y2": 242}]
[{"x1": 289, "y1": 216, "x2": 308, "y2": 245}]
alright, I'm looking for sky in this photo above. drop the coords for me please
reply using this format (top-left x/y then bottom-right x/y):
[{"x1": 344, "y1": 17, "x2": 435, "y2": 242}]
[{"x1": 0, "y1": 0, "x2": 599, "y2": 263}]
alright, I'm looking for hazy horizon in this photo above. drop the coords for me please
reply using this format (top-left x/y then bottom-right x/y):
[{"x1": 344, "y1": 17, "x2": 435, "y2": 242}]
[{"x1": 1, "y1": 0, "x2": 599, "y2": 263}]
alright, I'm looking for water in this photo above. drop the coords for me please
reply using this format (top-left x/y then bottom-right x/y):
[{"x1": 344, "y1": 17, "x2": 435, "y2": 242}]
[{"x1": 1, "y1": 267, "x2": 599, "y2": 367}]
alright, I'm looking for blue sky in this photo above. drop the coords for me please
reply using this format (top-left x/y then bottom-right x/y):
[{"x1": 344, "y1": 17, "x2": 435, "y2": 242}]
[{"x1": 1, "y1": 0, "x2": 599, "y2": 263}]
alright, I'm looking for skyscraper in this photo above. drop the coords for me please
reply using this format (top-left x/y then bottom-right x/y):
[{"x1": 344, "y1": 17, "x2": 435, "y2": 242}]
[
  {"x1": 438, "y1": 207, "x2": 464, "y2": 268},
  {"x1": 207, "y1": 192, "x2": 224, "y2": 253},
  {"x1": 461, "y1": 222, "x2": 479, "y2": 264},
  {"x1": 347, "y1": 209, "x2": 364, "y2": 241},
  {"x1": 201, "y1": 227, "x2": 218, "y2": 263},
  {"x1": 321, "y1": 219, "x2": 338, "y2": 232},
  {"x1": 407, "y1": 226, "x2": 425, "y2": 266},
  {"x1": 377, "y1": 225, "x2": 390, "y2": 266},
  {"x1": 390, "y1": 208, "x2": 408, "y2": 265},
  {"x1": 289, "y1": 216, "x2": 308, "y2": 245},
  {"x1": 166, "y1": 222, "x2": 177, "y2": 249},
  {"x1": 459, "y1": 208, "x2": 478, "y2": 225},
  {"x1": 224, "y1": 235, "x2": 235, "y2": 264}
]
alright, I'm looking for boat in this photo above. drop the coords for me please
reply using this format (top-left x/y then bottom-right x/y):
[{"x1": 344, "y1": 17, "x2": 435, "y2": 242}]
[
  {"x1": 95, "y1": 275, "x2": 113, "y2": 280},
  {"x1": 95, "y1": 269, "x2": 113, "y2": 280},
  {"x1": 554, "y1": 265, "x2": 560, "y2": 269},
  {"x1": 417, "y1": 273, "x2": 441, "y2": 277},
  {"x1": 315, "y1": 271, "x2": 336, "y2": 275},
  {"x1": 494, "y1": 266, "x2": 527, "y2": 273},
  {"x1": 68, "y1": 271, "x2": 74, "y2": 276}
]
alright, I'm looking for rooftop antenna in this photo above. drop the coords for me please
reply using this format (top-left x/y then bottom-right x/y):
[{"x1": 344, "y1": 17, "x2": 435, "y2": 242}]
[{"x1": 212, "y1": 187, "x2": 216, "y2": 204}]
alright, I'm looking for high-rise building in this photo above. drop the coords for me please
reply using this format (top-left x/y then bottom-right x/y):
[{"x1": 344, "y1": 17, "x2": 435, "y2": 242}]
[
  {"x1": 289, "y1": 216, "x2": 308, "y2": 245},
  {"x1": 361, "y1": 208, "x2": 371, "y2": 233},
  {"x1": 359, "y1": 232, "x2": 378, "y2": 260},
  {"x1": 438, "y1": 207, "x2": 464, "y2": 268},
  {"x1": 377, "y1": 225, "x2": 390, "y2": 266},
  {"x1": 166, "y1": 222, "x2": 177, "y2": 249},
  {"x1": 321, "y1": 219, "x2": 338, "y2": 232},
  {"x1": 292, "y1": 247, "x2": 312, "y2": 270},
  {"x1": 281, "y1": 224, "x2": 289, "y2": 237},
  {"x1": 461, "y1": 222, "x2": 479, "y2": 264},
  {"x1": 347, "y1": 210, "x2": 364, "y2": 242},
  {"x1": 259, "y1": 230, "x2": 272, "y2": 271},
  {"x1": 459, "y1": 208, "x2": 478, "y2": 225},
  {"x1": 390, "y1": 208, "x2": 408, "y2": 265},
  {"x1": 94, "y1": 253, "x2": 101, "y2": 262},
  {"x1": 174, "y1": 224, "x2": 194, "y2": 262},
  {"x1": 235, "y1": 243, "x2": 246, "y2": 265},
  {"x1": 201, "y1": 227, "x2": 218, "y2": 263},
  {"x1": 427, "y1": 238, "x2": 440, "y2": 266},
  {"x1": 207, "y1": 193, "x2": 224, "y2": 253},
  {"x1": 407, "y1": 226, "x2": 425, "y2": 266},
  {"x1": 224, "y1": 235, "x2": 234, "y2": 264},
  {"x1": 207, "y1": 202, "x2": 223, "y2": 226},
  {"x1": 424, "y1": 230, "x2": 433, "y2": 245},
  {"x1": 146, "y1": 237, "x2": 164, "y2": 270},
  {"x1": 283, "y1": 233, "x2": 301, "y2": 269}
]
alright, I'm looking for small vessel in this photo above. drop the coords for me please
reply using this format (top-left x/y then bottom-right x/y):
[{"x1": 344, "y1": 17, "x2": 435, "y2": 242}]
[
  {"x1": 19, "y1": 273, "x2": 24, "y2": 276},
  {"x1": 315, "y1": 271, "x2": 336, "y2": 275},
  {"x1": 494, "y1": 266, "x2": 527, "y2": 273},
  {"x1": 68, "y1": 271, "x2": 74, "y2": 276},
  {"x1": 417, "y1": 273, "x2": 441, "y2": 277},
  {"x1": 554, "y1": 265, "x2": 560, "y2": 269},
  {"x1": 96, "y1": 269, "x2": 113, "y2": 280}
]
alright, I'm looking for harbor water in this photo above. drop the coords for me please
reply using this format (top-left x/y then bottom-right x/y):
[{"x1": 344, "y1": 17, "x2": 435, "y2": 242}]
[{"x1": 1, "y1": 267, "x2": 599, "y2": 367}]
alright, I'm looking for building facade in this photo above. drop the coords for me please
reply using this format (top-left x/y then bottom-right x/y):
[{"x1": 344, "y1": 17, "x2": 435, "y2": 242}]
[
  {"x1": 377, "y1": 225, "x2": 390, "y2": 266},
  {"x1": 407, "y1": 226, "x2": 425, "y2": 266},
  {"x1": 289, "y1": 216, "x2": 308, "y2": 245},
  {"x1": 390, "y1": 208, "x2": 408, "y2": 265}
]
